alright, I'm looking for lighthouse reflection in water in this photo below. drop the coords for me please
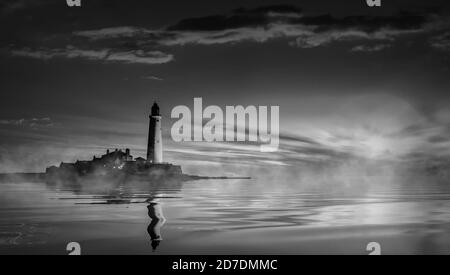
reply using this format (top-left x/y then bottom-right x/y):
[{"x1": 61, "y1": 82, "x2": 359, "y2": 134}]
[
  {"x1": 44, "y1": 176, "x2": 182, "y2": 253},
  {"x1": 147, "y1": 199, "x2": 166, "y2": 251}
]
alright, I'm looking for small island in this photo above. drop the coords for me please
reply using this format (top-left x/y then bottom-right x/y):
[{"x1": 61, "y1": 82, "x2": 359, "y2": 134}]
[{"x1": 44, "y1": 102, "x2": 250, "y2": 183}]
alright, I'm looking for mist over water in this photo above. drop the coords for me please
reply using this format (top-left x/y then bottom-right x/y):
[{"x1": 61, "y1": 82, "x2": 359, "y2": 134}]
[{"x1": 0, "y1": 160, "x2": 449, "y2": 255}]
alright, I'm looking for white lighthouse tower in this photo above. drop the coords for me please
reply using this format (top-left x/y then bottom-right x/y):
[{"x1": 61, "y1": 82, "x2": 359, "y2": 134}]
[{"x1": 147, "y1": 102, "x2": 163, "y2": 163}]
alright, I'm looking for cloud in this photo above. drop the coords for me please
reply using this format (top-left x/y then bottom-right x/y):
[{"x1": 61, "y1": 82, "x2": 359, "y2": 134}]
[
  {"x1": 428, "y1": 134, "x2": 450, "y2": 144},
  {"x1": 11, "y1": 46, "x2": 174, "y2": 65},
  {"x1": 388, "y1": 111, "x2": 450, "y2": 163},
  {"x1": 350, "y1": 44, "x2": 392, "y2": 52},
  {"x1": 167, "y1": 5, "x2": 304, "y2": 31},
  {"x1": 430, "y1": 32, "x2": 450, "y2": 50},
  {"x1": 141, "y1": 75, "x2": 164, "y2": 81},
  {"x1": 106, "y1": 50, "x2": 173, "y2": 65},
  {"x1": 5, "y1": 5, "x2": 448, "y2": 64},
  {"x1": 74, "y1": 26, "x2": 151, "y2": 40},
  {"x1": 165, "y1": 128, "x2": 361, "y2": 171},
  {"x1": 11, "y1": 47, "x2": 109, "y2": 61},
  {"x1": 0, "y1": 117, "x2": 53, "y2": 128},
  {"x1": 164, "y1": 93, "x2": 450, "y2": 166},
  {"x1": 74, "y1": 6, "x2": 432, "y2": 48}
]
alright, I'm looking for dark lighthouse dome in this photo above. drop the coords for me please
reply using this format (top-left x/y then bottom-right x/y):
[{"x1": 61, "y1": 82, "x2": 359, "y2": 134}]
[{"x1": 151, "y1": 102, "x2": 160, "y2": 116}]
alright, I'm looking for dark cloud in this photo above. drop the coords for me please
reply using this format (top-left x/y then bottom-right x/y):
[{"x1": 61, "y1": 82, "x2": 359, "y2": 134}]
[
  {"x1": 168, "y1": 8, "x2": 428, "y2": 33},
  {"x1": 4, "y1": 4, "x2": 448, "y2": 64},
  {"x1": 167, "y1": 5, "x2": 303, "y2": 31},
  {"x1": 76, "y1": 6, "x2": 436, "y2": 48}
]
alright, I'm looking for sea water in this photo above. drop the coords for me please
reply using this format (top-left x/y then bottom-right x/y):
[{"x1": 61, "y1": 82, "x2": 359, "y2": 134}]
[{"x1": 0, "y1": 177, "x2": 449, "y2": 255}]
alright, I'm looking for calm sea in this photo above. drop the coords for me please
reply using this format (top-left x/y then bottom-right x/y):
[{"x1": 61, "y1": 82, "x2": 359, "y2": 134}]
[{"x1": 0, "y1": 175, "x2": 449, "y2": 255}]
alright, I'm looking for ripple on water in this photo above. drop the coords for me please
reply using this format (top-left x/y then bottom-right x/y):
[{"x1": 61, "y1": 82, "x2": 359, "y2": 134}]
[{"x1": 0, "y1": 223, "x2": 50, "y2": 246}]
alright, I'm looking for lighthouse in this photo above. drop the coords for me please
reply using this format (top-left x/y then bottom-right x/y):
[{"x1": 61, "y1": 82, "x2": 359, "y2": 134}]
[{"x1": 147, "y1": 102, "x2": 163, "y2": 163}]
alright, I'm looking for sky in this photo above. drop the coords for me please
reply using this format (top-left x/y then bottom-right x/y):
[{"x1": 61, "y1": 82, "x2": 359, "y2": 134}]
[{"x1": 1, "y1": 0, "x2": 450, "y2": 175}]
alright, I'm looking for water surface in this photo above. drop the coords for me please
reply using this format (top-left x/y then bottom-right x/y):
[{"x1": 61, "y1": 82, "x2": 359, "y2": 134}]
[{"x1": 0, "y1": 176, "x2": 449, "y2": 255}]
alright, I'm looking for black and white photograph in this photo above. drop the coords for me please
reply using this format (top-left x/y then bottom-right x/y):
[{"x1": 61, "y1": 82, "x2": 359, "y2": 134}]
[{"x1": 1, "y1": 0, "x2": 450, "y2": 260}]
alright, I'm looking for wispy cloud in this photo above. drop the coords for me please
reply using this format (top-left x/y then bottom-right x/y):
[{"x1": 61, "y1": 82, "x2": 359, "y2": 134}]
[
  {"x1": 0, "y1": 117, "x2": 54, "y2": 128},
  {"x1": 141, "y1": 75, "x2": 164, "y2": 81},
  {"x1": 350, "y1": 44, "x2": 392, "y2": 52},
  {"x1": 74, "y1": 26, "x2": 150, "y2": 40},
  {"x1": 11, "y1": 46, "x2": 174, "y2": 65}
]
